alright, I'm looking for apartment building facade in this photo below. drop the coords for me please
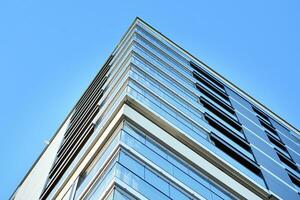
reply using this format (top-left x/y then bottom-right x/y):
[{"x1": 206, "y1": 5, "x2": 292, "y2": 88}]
[{"x1": 11, "y1": 18, "x2": 300, "y2": 200}]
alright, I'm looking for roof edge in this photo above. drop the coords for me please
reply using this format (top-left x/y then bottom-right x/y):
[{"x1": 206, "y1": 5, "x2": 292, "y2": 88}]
[{"x1": 134, "y1": 17, "x2": 299, "y2": 135}]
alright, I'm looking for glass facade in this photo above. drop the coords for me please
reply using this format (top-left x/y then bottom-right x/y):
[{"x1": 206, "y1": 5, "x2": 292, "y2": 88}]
[
  {"x1": 56, "y1": 20, "x2": 300, "y2": 199},
  {"x1": 72, "y1": 122, "x2": 235, "y2": 200},
  {"x1": 11, "y1": 18, "x2": 300, "y2": 200}
]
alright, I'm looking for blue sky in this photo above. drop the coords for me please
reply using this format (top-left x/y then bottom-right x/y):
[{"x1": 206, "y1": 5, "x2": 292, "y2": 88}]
[{"x1": 0, "y1": 0, "x2": 299, "y2": 199}]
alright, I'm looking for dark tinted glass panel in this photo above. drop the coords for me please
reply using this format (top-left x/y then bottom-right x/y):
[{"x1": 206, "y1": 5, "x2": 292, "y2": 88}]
[
  {"x1": 201, "y1": 97, "x2": 242, "y2": 132},
  {"x1": 288, "y1": 172, "x2": 300, "y2": 189},
  {"x1": 259, "y1": 118, "x2": 278, "y2": 135},
  {"x1": 210, "y1": 133, "x2": 261, "y2": 176},
  {"x1": 196, "y1": 83, "x2": 235, "y2": 115},
  {"x1": 205, "y1": 114, "x2": 246, "y2": 142},
  {"x1": 277, "y1": 151, "x2": 299, "y2": 172},
  {"x1": 193, "y1": 72, "x2": 229, "y2": 101},
  {"x1": 252, "y1": 106, "x2": 270, "y2": 123},
  {"x1": 190, "y1": 61, "x2": 225, "y2": 90},
  {"x1": 267, "y1": 134, "x2": 288, "y2": 154}
]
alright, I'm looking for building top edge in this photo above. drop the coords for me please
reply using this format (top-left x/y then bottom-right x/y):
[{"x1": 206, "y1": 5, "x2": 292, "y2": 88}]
[{"x1": 130, "y1": 17, "x2": 299, "y2": 135}]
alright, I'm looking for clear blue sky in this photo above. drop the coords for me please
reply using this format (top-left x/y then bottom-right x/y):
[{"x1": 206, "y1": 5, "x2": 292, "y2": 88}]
[{"x1": 0, "y1": 0, "x2": 299, "y2": 199}]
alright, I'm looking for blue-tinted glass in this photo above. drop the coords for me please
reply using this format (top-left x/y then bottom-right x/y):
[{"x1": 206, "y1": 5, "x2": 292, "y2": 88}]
[
  {"x1": 290, "y1": 131, "x2": 300, "y2": 145},
  {"x1": 278, "y1": 132, "x2": 300, "y2": 154},
  {"x1": 188, "y1": 170, "x2": 211, "y2": 190},
  {"x1": 123, "y1": 123, "x2": 146, "y2": 144},
  {"x1": 236, "y1": 112, "x2": 267, "y2": 140},
  {"x1": 85, "y1": 164, "x2": 117, "y2": 200},
  {"x1": 119, "y1": 151, "x2": 145, "y2": 178},
  {"x1": 289, "y1": 150, "x2": 300, "y2": 165},
  {"x1": 122, "y1": 122, "x2": 234, "y2": 199},
  {"x1": 225, "y1": 87, "x2": 252, "y2": 110},
  {"x1": 132, "y1": 54, "x2": 197, "y2": 104},
  {"x1": 145, "y1": 168, "x2": 170, "y2": 195},
  {"x1": 170, "y1": 185, "x2": 191, "y2": 200},
  {"x1": 136, "y1": 26, "x2": 190, "y2": 69},
  {"x1": 210, "y1": 142, "x2": 266, "y2": 187},
  {"x1": 75, "y1": 136, "x2": 120, "y2": 198},
  {"x1": 167, "y1": 155, "x2": 189, "y2": 174},
  {"x1": 136, "y1": 38, "x2": 190, "y2": 87},
  {"x1": 122, "y1": 131, "x2": 173, "y2": 175},
  {"x1": 113, "y1": 189, "x2": 131, "y2": 200},
  {"x1": 145, "y1": 137, "x2": 168, "y2": 159},
  {"x1": 230, "y1": 100, "x2": 258, "y2": 125},
  {"x1": 212, "y1": 193, "x2": 223, "y2": 200},
  {"x1": 172, "y1": 167, "x2": 212, "y2": 200},
  {"x1": 210, "y1": 186, "x2": 232, "y2": 200},
  {"x1": 212, "y1": 129, "x2": 254, "y2": 160},
  {"x1": 116, "y1": 164, "x2": 170, "y2": 200},
  {"x1": 261, "y1": 169, "x2": 300, "y2": 200},
  {"x1": 121, "y1": 130, "x2": 146, "y2": 153},
  {"x1": 269, "y1": 118, "x2": 290, "y2": 136},
  {"x1": 244, "y1": 128, "x2": 276, "y2": 159},
  {"x1": 252, "y1": 148, "x2": 291, "y2": 183}
]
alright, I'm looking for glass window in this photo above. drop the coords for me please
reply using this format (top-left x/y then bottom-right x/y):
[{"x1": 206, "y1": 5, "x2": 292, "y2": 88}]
[
  {"x1": 121, "y1": 130, "x2": 173, "y2": 175},
  {"x1": 276, "y1": 151, "x2": 299, "y2": 174},
  {"x1": 252, "y1": 106, "x2": 270, "y2": 123},
  {"x1": 267, "y1": 134, "x2": 290, "y2": 159},
  {"x1": 289, "y1": 150, "x2": 300, "y2": 166},
  {"x1": 259, "y1": 119, "x2": 278, "y2": 136},
  {"x1": 145, "y1": 137, "x2": 168, "y2": 159},
  {"x1": 201, "y1": 99, "x2": 242, "y2": 133},
  {"x1": 145, "y1": 168, "x2": 170, "y2": 195},
  {"x1": 167, "y1": 155, "x2": 189, "y2": 174},
  {"x1": 122, "y1": 122, "x2": 235, "y2": 199},
  {"x1": 224, "y1": 87, "x2": 252, "y2": 111},
  {"x1": 193, "y1": 72, "x2": 229, "y2": 102},
  {"x1": 84, "y1": 163, "x2": 117, "y2": 200},
  {"x1": 119, "y1": 151, "x2": 145, "y2": 178},
  {"x1": 123, "y1": 123, "x2": 146, "y2": 144},
  {"x1": 190, "y1": 61, "x2": 225, "y2": 92},
  {"x1": 113, "y1": 189, "x2": 133, "y2": 200},
  {"x1": 205, "y1": 113, "x2": 245, "y2": 140},
  {"x1": 170, "y1": 185, "x2": 191, "y2": 200},
  {"x1": 116, "y1": 164, "x2": 170, "y2": 200},
  {"x1": 196, "y1": 83, "x2": 235, "y2": 116},
  {"x1": 261, "y1": 169, "x2": 300, "y2": 200},
  {"x1": 75, "y1": 135, "x2": 120, "y2": 198},
  {"x1": 252, "y1": 148, "x2": 291, "y2": 184},
  {"x1": 287, "y1": 171, "x2": 300, "y2": 192},
  {"x1": 172, "y1": 167, "x2": 212, "y2": 200},
  {"x1": 210, "y1": 133, "x2": 262, "y2": 179}
]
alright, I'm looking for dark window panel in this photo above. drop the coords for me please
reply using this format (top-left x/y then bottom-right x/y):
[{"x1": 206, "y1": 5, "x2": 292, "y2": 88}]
[
  {"x1": 200, "y1": 97, "x2": 242, "y2": 132},
  {"x1": 259, "y1": 118, "x2": 278, "y2": 135},
  {"x1": 276, "y1": 150, "x2": 299, "y2": 173},
  {"x1": 267, "y1": 133, "x2": 290, "y2": 157},
  {"x1": 210, "y1": 133, "x2": 261, "y2": 176},
  {"x1": 193, "y1": 71, "x2": 229, "y2": 101},
  {"x1": 196, "y1": 83, "x2": 235, "y2": 115},
  {"x1": 190, "y1": 61, "x2": 225, "y2": 90},
  {"x1": 287, "y1": 171, "x2": 300, "y2": 190},
  {"x1": 252, "y1": 106, "x2": 270, "y2": 123}
]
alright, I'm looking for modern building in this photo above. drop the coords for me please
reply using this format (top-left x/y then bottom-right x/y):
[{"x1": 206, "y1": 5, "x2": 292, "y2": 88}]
[{"x1": 10, "y1": 18, "x2": 300, "y2": 200}]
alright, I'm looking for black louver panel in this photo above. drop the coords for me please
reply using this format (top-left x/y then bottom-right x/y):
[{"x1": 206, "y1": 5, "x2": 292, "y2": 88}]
[{"x1": 40, "y1": 55, "x2": 113, "y2": 200}]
